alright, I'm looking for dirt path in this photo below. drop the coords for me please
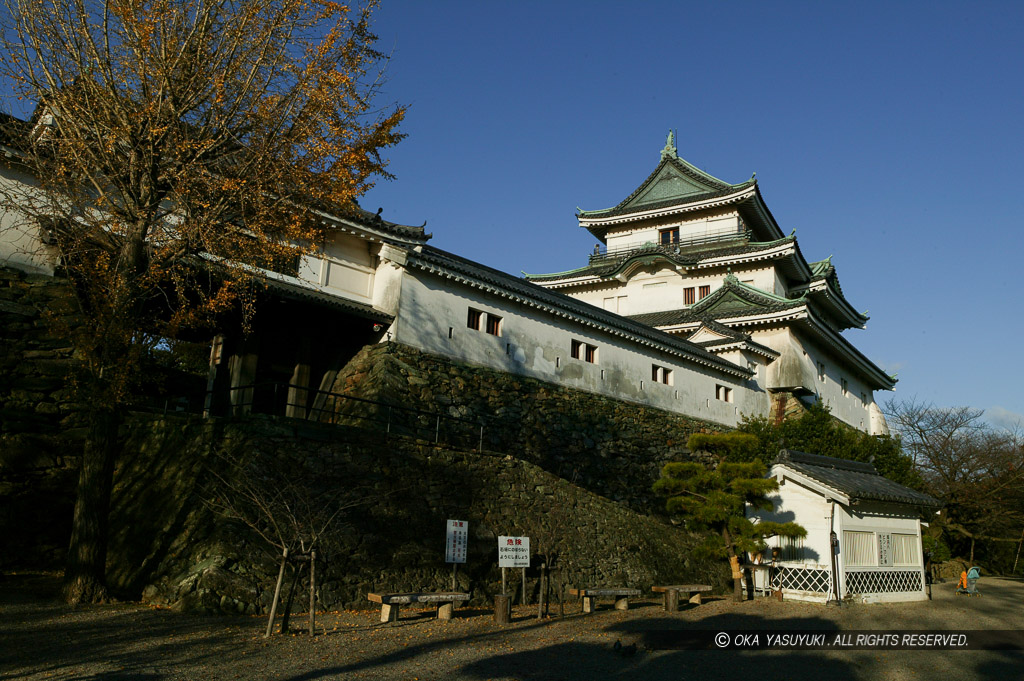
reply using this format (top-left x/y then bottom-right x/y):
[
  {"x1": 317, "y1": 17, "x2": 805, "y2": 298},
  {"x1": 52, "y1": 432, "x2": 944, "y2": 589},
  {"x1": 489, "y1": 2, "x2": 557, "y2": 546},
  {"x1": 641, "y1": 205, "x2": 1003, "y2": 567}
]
[{"x1": 2, "y1": 573, "x2": 1021, "y2": 681}]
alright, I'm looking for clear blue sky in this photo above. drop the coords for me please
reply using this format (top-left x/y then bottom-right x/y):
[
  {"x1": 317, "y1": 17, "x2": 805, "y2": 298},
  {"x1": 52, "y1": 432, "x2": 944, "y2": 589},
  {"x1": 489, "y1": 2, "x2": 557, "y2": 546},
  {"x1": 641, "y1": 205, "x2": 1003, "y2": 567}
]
[{"x1": 362, "y1": 0, "x2": 1024, "y2": 430}]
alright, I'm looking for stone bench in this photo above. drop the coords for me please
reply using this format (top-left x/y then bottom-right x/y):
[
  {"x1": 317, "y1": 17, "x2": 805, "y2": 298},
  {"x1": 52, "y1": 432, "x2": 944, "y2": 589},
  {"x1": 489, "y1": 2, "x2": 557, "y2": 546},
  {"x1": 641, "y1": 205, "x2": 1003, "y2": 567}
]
[
  {"x1": 367, "y1": 592, "x2": 471, "y2": 623},
  {"x1": 651, "y1": 584, "x2": 712, "y2": 611},
  {"x1": 569, "y1": 588, "x2": 642, "y2": 613}
]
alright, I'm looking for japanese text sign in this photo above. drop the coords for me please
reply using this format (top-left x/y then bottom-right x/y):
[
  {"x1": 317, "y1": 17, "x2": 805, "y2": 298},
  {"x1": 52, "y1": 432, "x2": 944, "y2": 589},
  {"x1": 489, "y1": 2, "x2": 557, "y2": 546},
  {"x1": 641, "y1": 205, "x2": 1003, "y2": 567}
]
[
  {"x1": 498, "y1": 535, "x2": 530, "y2": 568},
  {"x1": 446, "y1": 519, "x2": 468, "y2": 564}
]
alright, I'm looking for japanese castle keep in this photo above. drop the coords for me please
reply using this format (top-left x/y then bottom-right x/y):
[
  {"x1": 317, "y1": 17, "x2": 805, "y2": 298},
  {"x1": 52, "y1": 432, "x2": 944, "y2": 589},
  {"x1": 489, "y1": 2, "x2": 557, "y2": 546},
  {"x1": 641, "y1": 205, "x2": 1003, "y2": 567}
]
[
  {"x1": 1, "y1": 125, "x2": 895, "y2": 435},
  {"x1": 525, "y1": 133, "x2": 894, "y2": 434}
]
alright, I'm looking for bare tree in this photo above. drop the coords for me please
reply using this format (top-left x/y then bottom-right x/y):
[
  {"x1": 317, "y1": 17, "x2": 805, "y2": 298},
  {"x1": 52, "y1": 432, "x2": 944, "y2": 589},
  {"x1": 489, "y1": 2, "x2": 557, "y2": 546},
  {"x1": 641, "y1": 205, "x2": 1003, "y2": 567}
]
[
  {"x1": 886, "y1": 398, "x2": 1024, "y2": 563},
  {"x1": 204, "y1": 446, "x2": 375, "y2": 636},
  {"x1": 0, "y1": 0, "x2": 404, "y2": 603}
]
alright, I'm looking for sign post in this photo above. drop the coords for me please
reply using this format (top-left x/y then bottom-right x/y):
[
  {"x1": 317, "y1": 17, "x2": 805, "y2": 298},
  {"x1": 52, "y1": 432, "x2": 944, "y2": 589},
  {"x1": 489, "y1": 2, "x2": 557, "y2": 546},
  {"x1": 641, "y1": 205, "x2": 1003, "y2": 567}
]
[
  {"x1": 498, "y1": 536, "x2": 529, "y2": 601},
  {"x1": 446, "y1": 519, "x2": 468, "y2": 591}
]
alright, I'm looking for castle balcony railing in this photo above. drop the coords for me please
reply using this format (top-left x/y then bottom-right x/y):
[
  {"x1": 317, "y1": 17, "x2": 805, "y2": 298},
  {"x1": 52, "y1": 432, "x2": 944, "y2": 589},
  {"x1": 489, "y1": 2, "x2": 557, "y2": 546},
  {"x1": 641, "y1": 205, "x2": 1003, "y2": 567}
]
[{"x1": 588, "y1": 229, "x2": 750, "y2": 265}]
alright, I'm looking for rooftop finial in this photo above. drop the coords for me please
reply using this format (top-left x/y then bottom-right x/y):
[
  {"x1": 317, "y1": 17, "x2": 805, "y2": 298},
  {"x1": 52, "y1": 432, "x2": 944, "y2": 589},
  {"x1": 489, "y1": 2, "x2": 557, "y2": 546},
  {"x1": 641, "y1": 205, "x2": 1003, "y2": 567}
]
[{"x1": 660, "y1": 129, "x2": 677, "y2": 159}]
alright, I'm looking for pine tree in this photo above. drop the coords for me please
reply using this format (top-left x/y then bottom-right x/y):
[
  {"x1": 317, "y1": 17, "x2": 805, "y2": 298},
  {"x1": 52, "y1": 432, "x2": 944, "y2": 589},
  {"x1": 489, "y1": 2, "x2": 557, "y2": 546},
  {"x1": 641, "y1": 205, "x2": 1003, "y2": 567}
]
[{"x1": 654, "y1": 434, "x2": 805, "y2": 601}]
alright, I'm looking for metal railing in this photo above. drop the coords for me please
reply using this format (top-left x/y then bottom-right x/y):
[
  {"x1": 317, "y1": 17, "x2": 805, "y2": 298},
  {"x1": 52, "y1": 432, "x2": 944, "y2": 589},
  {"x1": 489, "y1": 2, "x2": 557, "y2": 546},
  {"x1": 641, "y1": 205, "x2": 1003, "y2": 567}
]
[
  {"x1": 222, "y1": 381, "x2": 485, "y2": 450},
  {"x1": 589, "y1": 229, "x2": 750, "y2": 265}
]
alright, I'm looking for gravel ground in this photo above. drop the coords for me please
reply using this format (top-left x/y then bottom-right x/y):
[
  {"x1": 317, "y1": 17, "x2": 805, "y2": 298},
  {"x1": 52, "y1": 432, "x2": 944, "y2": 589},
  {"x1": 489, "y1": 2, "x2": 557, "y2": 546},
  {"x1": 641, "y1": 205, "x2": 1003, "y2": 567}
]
[{"x1": 2, "y1": 572, "x2": 1022, "y2": 681}]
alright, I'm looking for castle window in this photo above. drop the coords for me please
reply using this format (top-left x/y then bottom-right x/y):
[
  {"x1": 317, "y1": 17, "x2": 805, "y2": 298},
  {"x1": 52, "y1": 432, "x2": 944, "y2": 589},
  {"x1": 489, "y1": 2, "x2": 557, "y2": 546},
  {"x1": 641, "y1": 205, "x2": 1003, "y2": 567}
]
[
  {"x1": 571, "y1": 339, "x2": 598, "y2": 363},
  {"x1": 715, "y1": 385, "x2": 733, "y2": 402},
  {"x1": 817, "y1": 362, "x2": 826, "y2": 382},
  {"x1": 485, "y1": 313, "x2": 502, "y2": 336},
  {"x1": 841, "y1": 378, "x2": 848, "y2": 396},
  {"x1": 893, "y1": 534, "x2": 919, "y2": 566},
  {"x1": 468, "y1": 308, "x2": 501, "y2": 336},
  {"x1": 843, "y1": 531, "x2": 875, "y2": 567},
  {"x1": 699, "y1": 285, "x2": 711, "y2": 299},
  {"x1": 659, "y1": 227, "x2": 679, "y2": 245},
  {"x1": 780, "y1": 535, "x2": 805, "y2": 561},
  {"x1": 652, "y1": 365, "x2": 673, "y2": 385},
  {"x1": 684, "y1": 287, "x2": 695, "y2": 305}
]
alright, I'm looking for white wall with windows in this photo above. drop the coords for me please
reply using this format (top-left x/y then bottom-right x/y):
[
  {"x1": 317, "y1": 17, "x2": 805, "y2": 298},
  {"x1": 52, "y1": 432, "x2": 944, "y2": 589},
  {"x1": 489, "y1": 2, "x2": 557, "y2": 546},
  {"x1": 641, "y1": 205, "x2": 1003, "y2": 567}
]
[
  {"x1": 602, "y1": 210, "x2": 744, "y2": 253},
  {"x1": 389, "y1": 265, "x2": 764, "y2": 427},
  {"x1": 752, "y1": 327, "x2": 882, "y2": 434}
]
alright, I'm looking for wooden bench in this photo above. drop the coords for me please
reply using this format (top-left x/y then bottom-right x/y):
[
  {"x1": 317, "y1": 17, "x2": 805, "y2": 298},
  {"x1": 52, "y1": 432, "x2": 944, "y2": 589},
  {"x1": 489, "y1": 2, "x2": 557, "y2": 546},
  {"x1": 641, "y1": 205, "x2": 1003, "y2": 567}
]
[
  {"x1": 569, "y1": 588, "x2": 641, "y2": 613},
  {"x1": 651, "y1": 584, "x2": 712, "y2": 611},
  {"x1": 367, "y1": 592, "x2": 470, "y2": 623}
]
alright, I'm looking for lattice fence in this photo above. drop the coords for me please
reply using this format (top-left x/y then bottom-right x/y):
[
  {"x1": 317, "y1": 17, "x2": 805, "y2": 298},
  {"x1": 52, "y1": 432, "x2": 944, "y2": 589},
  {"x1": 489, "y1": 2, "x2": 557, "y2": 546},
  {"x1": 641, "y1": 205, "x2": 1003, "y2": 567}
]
[
  {"x1": 771, "y1": 566, "x2": 831, "y2": 593},
  {"x1": 845, "y1": 570, "x2": 922, "y2": 594}
]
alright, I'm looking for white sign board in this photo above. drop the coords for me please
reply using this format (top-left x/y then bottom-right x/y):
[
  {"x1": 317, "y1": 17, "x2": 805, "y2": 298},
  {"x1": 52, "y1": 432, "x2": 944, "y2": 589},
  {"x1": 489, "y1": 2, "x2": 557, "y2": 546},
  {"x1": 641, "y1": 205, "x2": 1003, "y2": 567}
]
[
  {"x1": 445, "y1": 519, "x2": 468, "y2": 564},
  {"x1": 498, "y1": 535, "x2": 530, "y2": 568},
  {"x1": 878, "y1": 532, "x2": 893, "y2": 567}
]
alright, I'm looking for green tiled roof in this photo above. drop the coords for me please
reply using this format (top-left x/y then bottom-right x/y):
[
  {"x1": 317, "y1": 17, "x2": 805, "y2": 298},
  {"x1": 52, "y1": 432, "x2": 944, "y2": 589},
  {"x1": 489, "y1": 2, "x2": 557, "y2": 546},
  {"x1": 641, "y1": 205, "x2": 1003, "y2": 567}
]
[
  {"x1": 524, "y1": 236, "x2": 796, "y2": 283},
  {"x1": 578, "y1": 154, "x2": 754, "y2": 219},
  {"x1": 626, "y1": 276, "x2": 806, "y2": 327}
]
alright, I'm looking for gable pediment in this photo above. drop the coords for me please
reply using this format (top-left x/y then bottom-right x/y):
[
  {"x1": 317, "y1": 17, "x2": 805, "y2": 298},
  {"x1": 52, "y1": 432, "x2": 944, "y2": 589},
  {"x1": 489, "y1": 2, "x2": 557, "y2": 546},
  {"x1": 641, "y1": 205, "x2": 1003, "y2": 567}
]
[
  {"x1": 625, "y1": 164, "x2": 715, "y2": 210},
  {"x1": 688, "y1": 325, "x2": 733, "y2": 343},
  {"x1": 698, "y1": 289, "x2": 763, "y2": 315}
]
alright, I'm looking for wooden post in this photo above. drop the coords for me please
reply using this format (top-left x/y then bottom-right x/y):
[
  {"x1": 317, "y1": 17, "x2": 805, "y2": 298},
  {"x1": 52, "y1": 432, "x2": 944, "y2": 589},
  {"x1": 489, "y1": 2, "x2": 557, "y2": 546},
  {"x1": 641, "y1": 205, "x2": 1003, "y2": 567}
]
[
  {"x1": 664, "y1": 588, "x2": 679, "y2": 612},
  {"x1": 522, "y1": 568, "x2": 527, "y2": 605},
  {"x1": 265, "y1": 548, "x2": 288, "y2": 638},
  {"x1": 452, "y1": 564, "x2": 457, "y2": 592},
  {"x1": 494, "y1": 593, "x2": 511, "y2": 624},
  {"x1": 537, "y1": 562, "x2": 546, "y2": 619},
  {"x1": 502, "y1": 567, "x2": 507, "y2": 595},
  {"x1": 308, "y1": 550, "x2": 316, "y2": 637},
  {"x1": 228, "y1": 336, "x2": 259, "y2": 416},
  {"x1": 286, "y1": 338, "x2": 312, "y2": 419},
  {"x1": 1013, "y1": 528, "x2": 1024, "y2": 575}
]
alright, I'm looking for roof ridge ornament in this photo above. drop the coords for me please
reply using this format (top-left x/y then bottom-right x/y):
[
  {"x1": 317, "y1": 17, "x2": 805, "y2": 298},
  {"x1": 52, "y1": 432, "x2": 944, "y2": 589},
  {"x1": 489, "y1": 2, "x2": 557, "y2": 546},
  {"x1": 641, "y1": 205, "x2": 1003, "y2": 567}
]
[{"x1": 660, "y1": 129, "x2": 678, "y2": 160}]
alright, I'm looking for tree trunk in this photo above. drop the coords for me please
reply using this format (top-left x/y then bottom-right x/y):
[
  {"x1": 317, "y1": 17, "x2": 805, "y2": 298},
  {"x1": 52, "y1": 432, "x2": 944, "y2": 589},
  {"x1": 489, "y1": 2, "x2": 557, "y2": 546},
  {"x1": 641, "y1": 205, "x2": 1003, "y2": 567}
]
[
  {"x1": 62, "y1": 408, "x2": 121, "y2": 604},
  {"x1": 722, "y1": 528, "x2": 744, "y2": 602}
]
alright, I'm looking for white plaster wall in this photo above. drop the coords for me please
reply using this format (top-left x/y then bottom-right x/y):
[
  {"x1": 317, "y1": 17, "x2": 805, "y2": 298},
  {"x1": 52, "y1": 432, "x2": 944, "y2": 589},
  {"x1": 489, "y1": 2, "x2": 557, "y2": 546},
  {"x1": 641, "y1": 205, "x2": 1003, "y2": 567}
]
[
  {"x1": 297, "y1": 232, "x2": 375, "y2": 303},
  {"x1": 391, "y1": 267, "x2": 763, "y2": 427},
  {"x1": 603, "y1": 211, "x2": 742, "y2": 251},
  {"x1": 750, "y1": 327, "x2": 879, "y2": 433},
  {"x1": 755, "y1": 479, "x2": 833, "y2": 570},
  {"x1": 0, "y1": 164, "x2": 56, "y2": 275}
]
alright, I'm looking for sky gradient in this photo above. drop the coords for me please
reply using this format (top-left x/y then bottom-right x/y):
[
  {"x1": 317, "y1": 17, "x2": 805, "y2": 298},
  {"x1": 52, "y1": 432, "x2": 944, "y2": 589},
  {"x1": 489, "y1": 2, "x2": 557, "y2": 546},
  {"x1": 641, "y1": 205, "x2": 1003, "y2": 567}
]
[{"x1": 362, "y1": 1, "x2": 1024, "y2": 429}]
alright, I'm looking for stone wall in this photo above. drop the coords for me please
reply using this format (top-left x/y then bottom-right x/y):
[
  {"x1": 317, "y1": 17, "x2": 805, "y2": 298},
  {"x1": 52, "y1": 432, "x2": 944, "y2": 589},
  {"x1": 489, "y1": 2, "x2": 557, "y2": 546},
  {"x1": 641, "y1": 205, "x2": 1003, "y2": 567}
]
[
  {"x1": 0, "y1": 267, "x2": 83, "y2": 568},
  {"x1": 108, "y1": 416, "x2": 728, "y2": 614},
  {"x1": 328, "y1": 342, "x2": 725, "y2": 513}
]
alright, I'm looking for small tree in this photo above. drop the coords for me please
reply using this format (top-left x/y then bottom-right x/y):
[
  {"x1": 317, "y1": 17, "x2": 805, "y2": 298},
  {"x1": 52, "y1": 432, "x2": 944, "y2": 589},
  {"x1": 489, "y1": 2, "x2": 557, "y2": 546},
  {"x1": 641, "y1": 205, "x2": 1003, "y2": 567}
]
[
  {"x1": 204, "y1": 446, "x2": 374, "y2": 637},
  {"x1": 654, "y1": 434, "x2": 804, "y2": 601}
]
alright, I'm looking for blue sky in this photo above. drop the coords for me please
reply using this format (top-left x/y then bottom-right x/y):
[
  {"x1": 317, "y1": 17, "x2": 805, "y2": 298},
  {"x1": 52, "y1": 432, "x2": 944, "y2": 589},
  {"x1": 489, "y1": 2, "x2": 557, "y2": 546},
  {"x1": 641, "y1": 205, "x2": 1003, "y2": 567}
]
[{"x1": 362, "y1": 1, "x2": 1024, "y2": 429}]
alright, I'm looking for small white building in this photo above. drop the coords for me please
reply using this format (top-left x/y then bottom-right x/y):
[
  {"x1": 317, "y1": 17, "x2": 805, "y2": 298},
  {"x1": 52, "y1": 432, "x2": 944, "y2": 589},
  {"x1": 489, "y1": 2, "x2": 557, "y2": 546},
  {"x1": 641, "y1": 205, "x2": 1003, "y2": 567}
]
[{"x1": 750, "y1": 449, "x2": 941, "y2": 604}]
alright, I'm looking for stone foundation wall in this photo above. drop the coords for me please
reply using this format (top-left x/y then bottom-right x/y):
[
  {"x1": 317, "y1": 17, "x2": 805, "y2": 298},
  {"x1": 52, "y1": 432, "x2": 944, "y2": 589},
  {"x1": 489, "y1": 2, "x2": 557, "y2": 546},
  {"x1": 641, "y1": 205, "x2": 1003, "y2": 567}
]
[
  {"x1": 0, "y1": 268, "x2": 83, "y2": 568},
  {"x1": 328, "y1": 342, "x2": 725, "y2": 513},
  {"x1": 108, "y1": 416, "x2": 728, "y2": 614}
]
